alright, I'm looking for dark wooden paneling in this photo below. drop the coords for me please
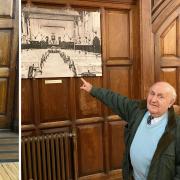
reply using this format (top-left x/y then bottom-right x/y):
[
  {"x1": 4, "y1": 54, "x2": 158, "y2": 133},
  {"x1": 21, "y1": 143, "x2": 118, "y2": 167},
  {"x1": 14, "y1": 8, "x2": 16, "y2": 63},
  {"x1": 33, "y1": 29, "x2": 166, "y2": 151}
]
[
  {"x1": 76, "y1": 77, "x2": 102, "y2": 119},
  {"x1": 40, "y1": 126, "x2": 70, "y2": 134},
  {"x1": 39, "y1": 78, "x2": 70, "y2": 122},
  {"x1": 109, "y1": 120, "x2": 126, "y2": 170},
  {"x1": 21, "y1": 80, "x2": 34, "y2": 124},
  {"x1": 0, "y1": 0, "x2": 18, "y2": 128},
  {"x1": 107, "y1": 66, "x2": 131, "y2": 97},
  {"x1": 77, "y1": 123, "x2": 104, "y2": 176},
  {"x1": 106, "y1": 66, "x2": 132, "y2": 115},
  {"x1": 0, "y1": 78, "x2": 8, "y2": 114},
  {"x1": 106, "y1": 10, "x2": 130, "y2": 59},
  {"x1": 0, "y1": 31, "x2": 11, "y2": 66}
]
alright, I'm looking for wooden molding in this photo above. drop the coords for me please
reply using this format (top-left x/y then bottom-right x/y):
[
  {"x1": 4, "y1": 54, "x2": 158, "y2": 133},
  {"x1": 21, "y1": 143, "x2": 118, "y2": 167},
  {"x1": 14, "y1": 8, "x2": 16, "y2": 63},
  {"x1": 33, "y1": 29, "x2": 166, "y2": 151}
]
[
  {"x1": 152, "y1": 0, "x2": 180, "y2": 33},
  {"x1": 22, "y1": 0, "x2": 136, "y2": 4},
  {"x1": 22, "y1": 0, "x2": 136, "y2": 9},
  {"x1": 139, "y1": 0, "x2": 155, "y2": 98}
]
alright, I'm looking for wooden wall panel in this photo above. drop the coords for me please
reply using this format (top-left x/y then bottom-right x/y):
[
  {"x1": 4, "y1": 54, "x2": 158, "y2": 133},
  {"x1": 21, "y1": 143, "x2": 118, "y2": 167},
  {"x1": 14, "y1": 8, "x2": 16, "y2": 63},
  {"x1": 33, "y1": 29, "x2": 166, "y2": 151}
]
[
  {"x1": 0, "y1": 0, "x2": 18, "y2": 128},
  {"x1": 109, "y1": 120, "x2": 126, "y2": 170},
  {"x1": 107, "y1": 67, "x2": 131, "y2": 97},
  {"x1": 160, "y1": 67, "x2": 179, "y2": 103},
  {"x1": 39, "y1": 78, "x2": 70, "y2": 122},
  {"x1": 21, "y1": 80, "x2": 34, "y2": 124},
  {"x1": 76, "y1": 77, "x2": 102, "y2": 119},
  {"x1": 153, "y1": 3, "x2": 180, "y2": 104},
  {"x1": 0, "y1": 31, "x2": 11, "y2": 66},
  {"x1": 40, "y1": 126, "x2": 70, "y2": 134},
  {"x1": 160, "y1": 68, "x2": 177, "y2": 87},
  {"x1": 106, "y1": 10, "x2": 130, "y2": 59},
  {"x1": 161, "y1": 20, "x2": 176, "y2": 56},
  {"x1": 0, "y1": 79, "x2": 8, "y2": 113},
  {"x1": 0, "y1": 0, "x2": 13, "y2": 17},
  {"x1": 77, "y1": 123, "x2": 104, "y2": 176}
]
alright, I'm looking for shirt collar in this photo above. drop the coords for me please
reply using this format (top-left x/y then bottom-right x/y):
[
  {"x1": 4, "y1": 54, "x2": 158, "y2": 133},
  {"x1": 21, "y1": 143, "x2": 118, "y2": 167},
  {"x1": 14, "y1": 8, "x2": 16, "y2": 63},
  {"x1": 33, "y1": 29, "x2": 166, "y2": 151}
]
[{"x1": 147, "y1": 111, "x2": 168, "y2": 125}]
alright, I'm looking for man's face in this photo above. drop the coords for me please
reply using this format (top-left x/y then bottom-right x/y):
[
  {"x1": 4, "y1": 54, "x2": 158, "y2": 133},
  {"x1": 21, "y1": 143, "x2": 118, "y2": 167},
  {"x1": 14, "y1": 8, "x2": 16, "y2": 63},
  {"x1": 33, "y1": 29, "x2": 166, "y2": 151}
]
[{"x1": 147, "y1": 83, "x2": 174, "y2": 117}]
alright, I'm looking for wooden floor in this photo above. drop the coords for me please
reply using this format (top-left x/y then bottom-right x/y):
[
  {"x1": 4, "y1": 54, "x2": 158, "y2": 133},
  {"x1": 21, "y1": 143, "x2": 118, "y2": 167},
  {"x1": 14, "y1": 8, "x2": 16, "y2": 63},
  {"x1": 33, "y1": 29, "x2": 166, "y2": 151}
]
[
  {"x1": 0, "y1": 130, "x2": 18, "y2": 163},
  {"x1": 0, "y1": 162, "x2": 19, "y2": 180},
  {"x1": 0, "y1": 130, "x2": 19, "y2": 179}
]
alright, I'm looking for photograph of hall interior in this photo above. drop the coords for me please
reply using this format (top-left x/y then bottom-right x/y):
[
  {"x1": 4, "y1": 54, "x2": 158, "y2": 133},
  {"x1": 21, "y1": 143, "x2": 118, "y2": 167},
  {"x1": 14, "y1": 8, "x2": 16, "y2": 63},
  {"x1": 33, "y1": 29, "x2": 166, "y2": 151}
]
[
  {"x1": 20, "y1": 0, "x2": 180, "y2": 180},
  {"x1": 0, "y1": 0, "x2": 19, "y2": 179}
]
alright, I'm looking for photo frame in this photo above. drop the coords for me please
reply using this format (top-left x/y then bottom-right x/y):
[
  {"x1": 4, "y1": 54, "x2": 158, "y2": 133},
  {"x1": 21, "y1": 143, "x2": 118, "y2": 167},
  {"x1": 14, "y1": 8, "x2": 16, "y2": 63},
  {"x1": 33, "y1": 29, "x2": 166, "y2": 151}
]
[{"x1": 21, "y1": 6, "x2": 102, "y2": 78}]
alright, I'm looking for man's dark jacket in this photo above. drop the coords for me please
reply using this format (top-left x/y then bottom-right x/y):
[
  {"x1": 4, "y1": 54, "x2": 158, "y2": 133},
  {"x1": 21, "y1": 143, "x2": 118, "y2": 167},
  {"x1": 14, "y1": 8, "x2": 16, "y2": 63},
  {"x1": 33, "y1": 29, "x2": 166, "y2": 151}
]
[{"x1": 90, "y1": 87, "x2": 180, "y2": 180}]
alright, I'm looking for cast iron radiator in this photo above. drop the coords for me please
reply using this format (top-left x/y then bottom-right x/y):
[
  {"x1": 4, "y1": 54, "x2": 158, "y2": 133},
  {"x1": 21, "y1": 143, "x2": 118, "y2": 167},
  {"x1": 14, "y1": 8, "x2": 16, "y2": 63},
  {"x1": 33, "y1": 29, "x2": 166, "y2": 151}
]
[{"x1": 21, "y1": 132, "x2": 77, "y2": 180}]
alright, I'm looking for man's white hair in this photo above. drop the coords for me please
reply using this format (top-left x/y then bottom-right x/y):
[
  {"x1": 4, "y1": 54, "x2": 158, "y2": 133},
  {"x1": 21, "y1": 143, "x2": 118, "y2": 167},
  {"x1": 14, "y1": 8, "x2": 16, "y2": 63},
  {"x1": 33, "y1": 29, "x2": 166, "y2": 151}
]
[{"x1": 152, "y1": 81, "x2": 177, "y2": 101}]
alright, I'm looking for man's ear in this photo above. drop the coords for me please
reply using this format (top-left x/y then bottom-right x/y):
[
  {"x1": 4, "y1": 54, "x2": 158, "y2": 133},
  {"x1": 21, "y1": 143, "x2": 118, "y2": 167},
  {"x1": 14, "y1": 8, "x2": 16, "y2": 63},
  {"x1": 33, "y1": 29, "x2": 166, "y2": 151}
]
[{"x1": 169, "y1": 98, "x2": 176, "y2": 108}]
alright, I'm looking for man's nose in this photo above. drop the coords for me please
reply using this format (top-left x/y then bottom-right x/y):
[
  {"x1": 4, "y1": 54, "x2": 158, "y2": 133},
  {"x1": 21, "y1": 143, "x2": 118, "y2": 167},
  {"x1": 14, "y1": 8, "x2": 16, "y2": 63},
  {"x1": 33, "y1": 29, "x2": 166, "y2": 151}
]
[{"x1": 151, "y1": 95, "x2": 158, "y2": 102}]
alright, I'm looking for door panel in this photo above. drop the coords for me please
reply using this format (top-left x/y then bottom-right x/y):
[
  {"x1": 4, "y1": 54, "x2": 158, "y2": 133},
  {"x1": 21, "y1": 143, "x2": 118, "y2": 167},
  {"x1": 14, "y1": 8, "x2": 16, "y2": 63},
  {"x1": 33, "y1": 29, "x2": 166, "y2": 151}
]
[
  {"x1": 39, "y1": 78, "x2": 70, "y2": 122},
  {"x1": 161, "y1": 20, "x2": 177, "y2": 56},
  {"x1": 0, "y1": 79, "x2": 8, "y2": 113},
  {"x1": 21, "y1": 79, "x2": 34, "y2": 125},
  {"x1": 107, "y1": 66, "x2": 131, "y2": 97},
  {"x1": 109, "y1": 120, "x2": 126, "y2": 170},
  {"x1": 77, "y1": 124, "x2": 104, "y2": 176},
  {"x1": 0, "y1": 0, "x2": 18, "y2": 128},
  {"x1": 153, "y1": 4, "x2": 180, "y2": 104},
  {"x1": 76, "y1": 77, "x2": 102, "y2": 119},
  {"x1": 0, "y1": 30, "x2": 11, "y2": 65},
  {"x1": 107, "y1": 11, "x2": 130, "y2": 59}
]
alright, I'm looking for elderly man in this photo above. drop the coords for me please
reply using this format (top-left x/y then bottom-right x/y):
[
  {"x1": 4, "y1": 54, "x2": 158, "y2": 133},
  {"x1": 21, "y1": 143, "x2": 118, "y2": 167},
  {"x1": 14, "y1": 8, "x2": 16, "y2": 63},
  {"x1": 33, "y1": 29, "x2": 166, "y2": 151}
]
[{"x1": 80, "y1": 78, "x2": 180, "y2": 180}]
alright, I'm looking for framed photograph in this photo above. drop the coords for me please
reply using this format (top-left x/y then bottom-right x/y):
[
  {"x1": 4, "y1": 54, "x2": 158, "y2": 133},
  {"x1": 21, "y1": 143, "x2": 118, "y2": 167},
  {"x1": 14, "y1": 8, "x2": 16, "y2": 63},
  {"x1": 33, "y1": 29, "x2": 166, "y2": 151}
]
[{"x1": 21, "y1": 6, "x2": 102, "y2": 78}]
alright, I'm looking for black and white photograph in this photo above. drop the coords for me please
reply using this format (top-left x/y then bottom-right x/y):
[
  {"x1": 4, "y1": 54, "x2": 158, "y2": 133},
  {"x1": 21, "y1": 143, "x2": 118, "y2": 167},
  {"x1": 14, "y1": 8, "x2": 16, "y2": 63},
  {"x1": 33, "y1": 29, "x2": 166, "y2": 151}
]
[{"x1": 21, "y1": 6, "x2": 102, "y2": 78}]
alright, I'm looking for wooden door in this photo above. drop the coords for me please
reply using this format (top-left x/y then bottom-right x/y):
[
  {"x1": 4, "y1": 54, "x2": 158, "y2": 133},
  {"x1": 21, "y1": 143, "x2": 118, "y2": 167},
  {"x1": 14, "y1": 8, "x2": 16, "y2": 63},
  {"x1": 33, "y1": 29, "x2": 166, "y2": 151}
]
[
  {"x1": 0, "y1": 0, "x2": 19, "y2": 128},
  {"x1": 153, "y1": 0, "x2": 180, "y2": 104},
  {"x1": 21, "y1": 0, "x2": 139, "y2": 179}
]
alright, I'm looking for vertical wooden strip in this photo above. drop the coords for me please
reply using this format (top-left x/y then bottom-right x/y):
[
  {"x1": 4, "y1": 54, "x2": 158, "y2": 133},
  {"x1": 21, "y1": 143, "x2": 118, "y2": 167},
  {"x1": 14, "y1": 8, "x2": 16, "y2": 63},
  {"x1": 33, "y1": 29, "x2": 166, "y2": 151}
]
[
  {"x1": 32, "y1": 137, "x2": 37, "y2": 180},
  {"x1": 55, "y1": 135, "x2": 61, "y2": 180},
  {"x1": 37, "y1": 137, "x2": 42, "y2": 180},
  {"x1": 72, "y1": 132, "x2": 78, "y2": 180},
  {"x1": 32, "y1": 80, "x2": 41, "y2": 135},
  {"x1": 178, "y1": 67, "x2": 180, "y2": 105},
  {"x1": 140, "y1": 0, "x2": 155, "y2": 96},
  {"x1": 46, "y1": 135, "x2": 52, "y2": 180},
  {"x1": 21, "y1": 139, "x2": 27, "y2": 180},
  {"x1": 60, "y1": 134, "x2": 65, "y2": 180},
  {"x1": 27, "y1": 137, "x2": 32, "y2": 179},
  {"x1": 51, "y1": 134, "x2": 56, "y2": 180},
  {"x1": 177, "y1": 16, "x2": 180, "y2": 57},
  {"x1": 64, "y1": 133, "x2": 70, "y2": 179},
  {"x1": 41, "y1": 136, "x2": 47, "y2": 180},
  {"x1": 101, "y1": 7, "x2": 109, "y2": 176}
]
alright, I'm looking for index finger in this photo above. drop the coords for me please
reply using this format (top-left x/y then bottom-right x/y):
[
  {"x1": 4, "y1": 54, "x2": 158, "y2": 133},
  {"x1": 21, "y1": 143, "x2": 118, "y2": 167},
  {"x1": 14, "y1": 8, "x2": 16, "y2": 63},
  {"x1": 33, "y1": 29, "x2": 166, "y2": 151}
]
[{"x1": 81, "y1": 78, "x2": 86, "y2": 84}]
